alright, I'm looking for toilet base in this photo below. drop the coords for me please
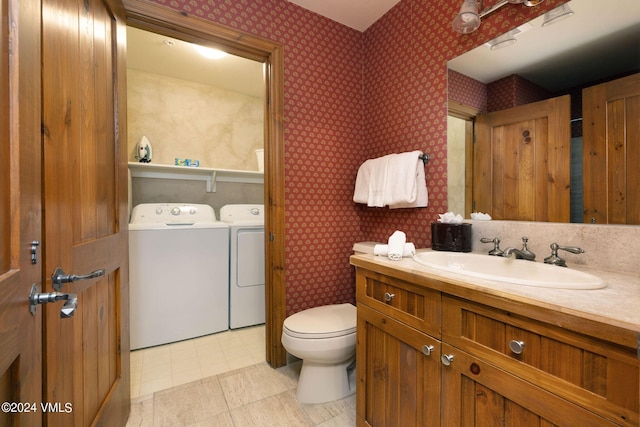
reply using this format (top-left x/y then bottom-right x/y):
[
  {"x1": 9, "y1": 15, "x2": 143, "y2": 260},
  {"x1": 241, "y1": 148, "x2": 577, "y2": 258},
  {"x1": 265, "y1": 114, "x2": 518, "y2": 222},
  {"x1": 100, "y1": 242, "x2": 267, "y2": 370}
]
[{"x1": 295, "y1": 356, "x2": 356, "y2": 404}]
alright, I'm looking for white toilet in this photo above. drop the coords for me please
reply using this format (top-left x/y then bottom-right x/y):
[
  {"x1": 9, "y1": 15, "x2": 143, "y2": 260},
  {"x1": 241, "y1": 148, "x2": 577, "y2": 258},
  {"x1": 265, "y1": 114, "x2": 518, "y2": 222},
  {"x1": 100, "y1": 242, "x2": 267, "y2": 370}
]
[{"x1": 281, "y1": 302, "x2": 357, "y2": 404}]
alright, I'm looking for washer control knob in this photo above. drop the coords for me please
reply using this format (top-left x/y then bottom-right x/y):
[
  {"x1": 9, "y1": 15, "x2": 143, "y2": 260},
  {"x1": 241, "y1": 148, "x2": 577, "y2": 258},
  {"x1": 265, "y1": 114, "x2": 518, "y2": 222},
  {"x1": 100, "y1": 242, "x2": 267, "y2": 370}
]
[
  {"x1": 155, "y1": 208, "x2": 163, "y2": 214},
  {"x1": 190, "y1": 208, "x2": 196, "y2": 214},
  {"x1": 250, "y1": 208, "x2": 260, "y2": 215},
  {"x1": 171, "y1": 207, "x2": 181, "y2": 216}
]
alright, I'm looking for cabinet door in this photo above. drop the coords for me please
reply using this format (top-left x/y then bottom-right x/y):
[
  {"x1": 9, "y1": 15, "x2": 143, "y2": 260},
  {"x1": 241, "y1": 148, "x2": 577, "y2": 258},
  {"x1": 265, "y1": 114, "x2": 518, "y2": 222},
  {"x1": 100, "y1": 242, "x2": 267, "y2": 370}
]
[
  {"x1": 442, "y1": 295, "x2": 639, "y2": 426},
  {"x1": 356, "y1": 305, "x2": 440, "y2": 427},
  {"x1": 440, "y1": 343, "x2": 618, "y2": 427}
]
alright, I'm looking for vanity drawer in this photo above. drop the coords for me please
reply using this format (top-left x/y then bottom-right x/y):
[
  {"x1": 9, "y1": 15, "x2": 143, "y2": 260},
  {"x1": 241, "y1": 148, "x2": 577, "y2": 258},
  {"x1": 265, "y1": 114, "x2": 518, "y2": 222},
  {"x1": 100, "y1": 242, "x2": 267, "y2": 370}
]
[
  {"x1": 356, "y1": 268, "x2": 441, "y2": 338},
  {"x1": 442, "y1": 295, "x2": 639, "y2": 427}
]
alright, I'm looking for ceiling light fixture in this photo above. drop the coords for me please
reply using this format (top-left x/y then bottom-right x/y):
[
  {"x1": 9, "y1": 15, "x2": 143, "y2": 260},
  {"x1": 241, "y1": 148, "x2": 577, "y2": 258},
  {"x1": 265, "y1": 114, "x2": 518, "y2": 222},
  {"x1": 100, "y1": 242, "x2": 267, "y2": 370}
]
[
  {"x1": 542, "y1": 4, "x2": 574, "y2": 27},
  {"x1": 453, "y1": 0, "x2": 545, "y2": 34},
  {"x1": 193, "y1": 44, "x2": 227, "y2": 60},
  {"x1": 487, "y1": 31, "x2": 518, "y2": 50}
]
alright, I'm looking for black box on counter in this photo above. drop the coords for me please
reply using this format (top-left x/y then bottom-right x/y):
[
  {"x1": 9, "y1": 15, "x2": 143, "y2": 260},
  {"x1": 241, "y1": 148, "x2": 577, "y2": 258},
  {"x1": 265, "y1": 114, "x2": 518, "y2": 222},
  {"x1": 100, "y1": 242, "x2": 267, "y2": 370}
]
[{"x1": 431, "y1": 222, "x2": 472, "y2": 252}]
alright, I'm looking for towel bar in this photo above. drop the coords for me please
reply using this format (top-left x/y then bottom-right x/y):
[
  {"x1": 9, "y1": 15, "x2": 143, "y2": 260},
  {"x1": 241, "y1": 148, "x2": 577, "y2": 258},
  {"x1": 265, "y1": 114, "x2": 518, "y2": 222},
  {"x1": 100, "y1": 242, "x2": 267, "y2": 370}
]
[{"x1": 419, "y1": 153, "x2": 430, "y2": 164}]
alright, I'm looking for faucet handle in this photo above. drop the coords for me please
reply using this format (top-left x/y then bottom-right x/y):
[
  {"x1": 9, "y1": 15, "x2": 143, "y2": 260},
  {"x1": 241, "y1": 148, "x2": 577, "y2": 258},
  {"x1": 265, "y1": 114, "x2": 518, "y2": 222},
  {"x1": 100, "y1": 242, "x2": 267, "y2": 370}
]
[
  {"x1": 480, "y1": 237, "x2": 503, "y2": 256},
  {"x1": 544, "y1": 243, "x2": 584, "y2": 267}
]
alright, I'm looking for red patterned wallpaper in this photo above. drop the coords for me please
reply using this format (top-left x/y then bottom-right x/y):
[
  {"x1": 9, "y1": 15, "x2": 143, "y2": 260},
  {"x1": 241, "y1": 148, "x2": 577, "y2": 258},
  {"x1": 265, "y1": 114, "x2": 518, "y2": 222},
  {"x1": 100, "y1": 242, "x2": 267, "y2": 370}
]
[
  {"x1": 141, "y1": 0, "x2": 565, "y2": 315},
  {"x1": 488, "y1": 74, "x2": 552, "y2": 111},
  {"x1": 448, "y1": 69, "x2": 488, "y2": 112}
]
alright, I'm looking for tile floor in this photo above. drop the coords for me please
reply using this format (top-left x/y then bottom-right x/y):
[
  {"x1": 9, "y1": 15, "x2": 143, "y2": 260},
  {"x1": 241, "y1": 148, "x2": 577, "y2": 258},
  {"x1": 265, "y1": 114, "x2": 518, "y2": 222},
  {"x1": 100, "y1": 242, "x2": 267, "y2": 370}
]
[
  {"x1": 127, "y1": 325, "x2": 356, "y2": 426},
  {"x1": 130, "y1": 325, "x2": 267, "y2": 399}
]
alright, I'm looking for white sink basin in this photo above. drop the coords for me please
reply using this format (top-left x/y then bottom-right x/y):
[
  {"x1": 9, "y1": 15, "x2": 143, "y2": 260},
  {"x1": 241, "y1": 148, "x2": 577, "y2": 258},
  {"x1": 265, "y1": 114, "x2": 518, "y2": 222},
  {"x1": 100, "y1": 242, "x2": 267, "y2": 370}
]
[{"x1": 413, "y1": 252, "x2": 606, "y2": 290}]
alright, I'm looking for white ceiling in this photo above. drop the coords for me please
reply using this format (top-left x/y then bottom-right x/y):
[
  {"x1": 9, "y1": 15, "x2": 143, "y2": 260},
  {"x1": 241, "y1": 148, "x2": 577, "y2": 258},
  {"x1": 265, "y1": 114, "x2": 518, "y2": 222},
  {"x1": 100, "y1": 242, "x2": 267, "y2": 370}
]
[
  {"x1": 127, "y1": 27, "x2": 265, "y2": 98},
  {"x1": 127, "y1": 0, "x2": 639, "y2": 97},
  {"x1": 286, "y1": 0, "x2": 400, "y2": 31}
]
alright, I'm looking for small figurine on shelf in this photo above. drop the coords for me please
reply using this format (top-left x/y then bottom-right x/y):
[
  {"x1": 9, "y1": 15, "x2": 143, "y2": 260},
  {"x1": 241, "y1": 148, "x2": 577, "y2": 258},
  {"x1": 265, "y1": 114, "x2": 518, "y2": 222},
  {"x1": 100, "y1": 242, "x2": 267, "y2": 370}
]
[{"x1": 136, "y1": 136, "x2": 153, "y2": 163}]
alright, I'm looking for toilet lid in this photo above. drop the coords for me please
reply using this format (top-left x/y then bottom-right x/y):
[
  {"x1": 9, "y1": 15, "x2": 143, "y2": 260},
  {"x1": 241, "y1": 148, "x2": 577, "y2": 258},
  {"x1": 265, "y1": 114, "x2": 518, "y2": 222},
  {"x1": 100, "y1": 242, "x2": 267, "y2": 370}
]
[{"x1": 283, "y1": 303, "x2": 356, "y2": 339}]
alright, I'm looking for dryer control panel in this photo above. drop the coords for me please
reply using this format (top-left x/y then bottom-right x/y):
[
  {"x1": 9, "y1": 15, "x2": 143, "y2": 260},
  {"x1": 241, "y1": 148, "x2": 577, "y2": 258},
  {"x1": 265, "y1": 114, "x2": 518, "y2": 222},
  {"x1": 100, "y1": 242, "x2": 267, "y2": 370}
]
[{"x1": 220, "y1": 204, "x2": 264, "y2": 225}]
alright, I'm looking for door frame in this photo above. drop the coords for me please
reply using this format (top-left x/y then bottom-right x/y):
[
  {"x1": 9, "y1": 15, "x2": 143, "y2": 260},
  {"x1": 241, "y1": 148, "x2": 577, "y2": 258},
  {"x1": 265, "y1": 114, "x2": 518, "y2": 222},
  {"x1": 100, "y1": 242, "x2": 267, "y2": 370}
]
[
  {"x1": 122, "y1": 0, "x2": 287, "y2": 367},
  {"x1": 448, "y1": 101, "x2": 480, "y2": 218}
]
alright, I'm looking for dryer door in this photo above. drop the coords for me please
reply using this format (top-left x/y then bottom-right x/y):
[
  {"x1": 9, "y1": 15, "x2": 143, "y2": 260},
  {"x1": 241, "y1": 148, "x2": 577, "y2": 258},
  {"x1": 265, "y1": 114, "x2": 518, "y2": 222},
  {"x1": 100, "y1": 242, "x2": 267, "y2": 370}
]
[{"x1": 236, "y1": 229, "x2": 265, "y2": 287}]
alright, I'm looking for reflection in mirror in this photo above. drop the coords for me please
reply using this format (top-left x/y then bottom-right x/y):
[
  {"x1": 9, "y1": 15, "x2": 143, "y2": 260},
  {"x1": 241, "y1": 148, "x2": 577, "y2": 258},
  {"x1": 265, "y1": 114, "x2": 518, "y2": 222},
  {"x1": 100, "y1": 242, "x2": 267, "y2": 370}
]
[
  {"x1": 447, "y1": 0, "x2": 640, "y2": 224},
  {"x1": 126, "y1": 26, "x2": 265, "y2": 171}
]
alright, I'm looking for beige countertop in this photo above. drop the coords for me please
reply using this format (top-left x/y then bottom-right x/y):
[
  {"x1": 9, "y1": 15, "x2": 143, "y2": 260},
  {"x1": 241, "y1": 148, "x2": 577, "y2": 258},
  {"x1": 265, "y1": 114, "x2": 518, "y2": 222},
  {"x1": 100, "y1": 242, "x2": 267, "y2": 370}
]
[{"x1": 350, "y1": 249, "x2": 640, "y2": 338}]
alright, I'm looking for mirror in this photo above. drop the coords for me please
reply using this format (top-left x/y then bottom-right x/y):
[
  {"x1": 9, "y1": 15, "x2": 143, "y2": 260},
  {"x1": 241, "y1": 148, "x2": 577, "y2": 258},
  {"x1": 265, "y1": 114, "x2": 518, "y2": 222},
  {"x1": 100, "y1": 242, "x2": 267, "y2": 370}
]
[{"x1": 447, "y1": 0, "x2": 640, "y2": 223}]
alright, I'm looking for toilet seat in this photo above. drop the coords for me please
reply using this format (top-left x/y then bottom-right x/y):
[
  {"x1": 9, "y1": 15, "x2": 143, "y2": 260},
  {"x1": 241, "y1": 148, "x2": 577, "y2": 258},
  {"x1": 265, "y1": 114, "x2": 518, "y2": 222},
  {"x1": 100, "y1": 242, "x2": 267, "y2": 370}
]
[{"x1": 283, "y1": 303, "x2": 356, "y2": 339}]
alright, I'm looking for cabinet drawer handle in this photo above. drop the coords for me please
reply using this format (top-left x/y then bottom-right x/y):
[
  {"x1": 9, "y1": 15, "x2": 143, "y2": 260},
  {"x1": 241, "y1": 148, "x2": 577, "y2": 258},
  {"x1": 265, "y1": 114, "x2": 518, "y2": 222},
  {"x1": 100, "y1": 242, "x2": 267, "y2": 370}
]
[
  {"x1": 509, "y1": 340, "x2": 526, "y2": 355},
  {"x1": 441, "y1": 354, "x2": 454, "y2": 366},
  {"x1": 384, "y1": 292, "x2": 395, "y2": 302},
  {"x1": 422, "y1": 345, "x2": 434, "y2": 356}
]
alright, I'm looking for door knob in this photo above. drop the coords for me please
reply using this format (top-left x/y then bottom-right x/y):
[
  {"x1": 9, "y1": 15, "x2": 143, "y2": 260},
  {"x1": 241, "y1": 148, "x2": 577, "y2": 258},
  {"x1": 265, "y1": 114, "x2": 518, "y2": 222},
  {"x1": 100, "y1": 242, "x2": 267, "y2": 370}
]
[
  {"x1": 52, "y1": 266, "x2": 105, "y2": 291},
  {"x1": 29, "y1": 284, "x2": 78, "y2": 318}
]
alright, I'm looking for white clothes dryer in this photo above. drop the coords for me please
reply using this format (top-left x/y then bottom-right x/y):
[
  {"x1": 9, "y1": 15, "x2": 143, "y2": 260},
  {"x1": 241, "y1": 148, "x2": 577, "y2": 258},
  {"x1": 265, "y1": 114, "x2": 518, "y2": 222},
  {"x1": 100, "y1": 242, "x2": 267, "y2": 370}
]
[
  {"x1": 220, "y1": 204, "x2": 265, "y2": 329},
  {"x1": 129, "y1": 203, "x2": 229, "y2": 349}
]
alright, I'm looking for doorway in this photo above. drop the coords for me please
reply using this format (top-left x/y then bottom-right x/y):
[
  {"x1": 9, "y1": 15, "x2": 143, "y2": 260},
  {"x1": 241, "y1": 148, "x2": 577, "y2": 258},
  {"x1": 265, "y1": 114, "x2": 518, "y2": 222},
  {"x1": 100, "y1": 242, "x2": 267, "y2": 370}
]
[{"x1": 123, "y1": 0, "x2": 287, "y2": 368}]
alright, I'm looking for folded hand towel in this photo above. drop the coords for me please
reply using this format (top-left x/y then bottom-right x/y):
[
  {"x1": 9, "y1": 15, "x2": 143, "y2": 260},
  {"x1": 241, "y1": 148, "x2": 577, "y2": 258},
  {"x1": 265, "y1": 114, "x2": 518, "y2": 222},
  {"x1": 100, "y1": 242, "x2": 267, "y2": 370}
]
[
  {"x1": 388, "y1": 152, "x2": 428, "y2": 209},
  {"x1": 383, "y1": 151, "x2": 422, "y2": 206},
  {"x1": 387, "y1": 230, "x2": 407, "y2": 261},
  {"x1": 373, "y1": 242, "x2": 416, "y2": 258},
  {"x1": 353, "y1": 155, "x2": 392, "y2": 207},
  {"x1": 353, "y1": 160, "x2": 372, "y2": 204}
]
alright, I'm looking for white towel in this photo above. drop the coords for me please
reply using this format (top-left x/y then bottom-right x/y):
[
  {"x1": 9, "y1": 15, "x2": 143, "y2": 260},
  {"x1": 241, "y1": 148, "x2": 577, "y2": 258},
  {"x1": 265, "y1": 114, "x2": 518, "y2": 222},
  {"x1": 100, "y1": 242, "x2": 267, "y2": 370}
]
[
  {"x1": 373, "y1": 242, "x2": 416, "y2": 258},
  {"x1": 353, "y1": 155, "x2": 391, "y2": 207},
  {"x1": 387, "y1": 230, "x2": 406, "y2": 261},
  {"x1": 353, "y1": 151, "x2": 428, "y2": 209},
  {"x1": 389, "y1": 161, "x2": 428, "y2": 209},
  {"x1": 383, "y1": 151, "x2": 421, "y2": 206}
]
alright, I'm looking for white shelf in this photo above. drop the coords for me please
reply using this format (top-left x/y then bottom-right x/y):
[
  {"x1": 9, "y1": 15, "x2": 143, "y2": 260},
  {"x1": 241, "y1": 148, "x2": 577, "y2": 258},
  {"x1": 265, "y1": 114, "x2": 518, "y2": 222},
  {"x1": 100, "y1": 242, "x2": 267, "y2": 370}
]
[{"x1": 128, "y1": 162, "x2": 264, "y2": 192}]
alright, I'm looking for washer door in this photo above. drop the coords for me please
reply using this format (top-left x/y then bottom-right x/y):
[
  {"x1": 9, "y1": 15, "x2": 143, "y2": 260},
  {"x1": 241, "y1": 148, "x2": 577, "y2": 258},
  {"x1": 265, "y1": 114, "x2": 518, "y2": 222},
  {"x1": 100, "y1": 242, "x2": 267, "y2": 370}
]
[{"x1": 236, "y1": 229, "x2": 265, "y2": 287}]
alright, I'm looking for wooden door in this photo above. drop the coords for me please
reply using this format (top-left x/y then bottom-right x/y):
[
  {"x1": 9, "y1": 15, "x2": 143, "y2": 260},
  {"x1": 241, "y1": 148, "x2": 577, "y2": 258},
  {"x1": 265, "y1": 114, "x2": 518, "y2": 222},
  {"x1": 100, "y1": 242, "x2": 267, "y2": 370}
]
[
  {"x1": 41, "y1": 0, "x2": 129, "y2": 425},
  {"x1": 0, "y1": 0, "x2": 43, "y2": 425},
  {"x1": 356, "y1": 305, "x2": 441, "y2": 427},
  {"x1": 474, "y1": 95, "x2": 571, "y2": 222},
  {"x1": 583, "y1": 73, "x2": 640, "y2": 225}
]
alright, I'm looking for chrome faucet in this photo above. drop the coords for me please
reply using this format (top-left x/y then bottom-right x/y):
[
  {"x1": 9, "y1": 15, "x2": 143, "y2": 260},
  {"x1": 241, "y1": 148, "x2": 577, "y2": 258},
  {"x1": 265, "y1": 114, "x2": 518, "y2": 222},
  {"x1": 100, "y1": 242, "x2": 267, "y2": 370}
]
[
  {"x1": 544, "y1": 243, "x2": 584, "y2": 267},
  {"x1": 502, "y1": 237, "x2": 536, "y2": 261}
]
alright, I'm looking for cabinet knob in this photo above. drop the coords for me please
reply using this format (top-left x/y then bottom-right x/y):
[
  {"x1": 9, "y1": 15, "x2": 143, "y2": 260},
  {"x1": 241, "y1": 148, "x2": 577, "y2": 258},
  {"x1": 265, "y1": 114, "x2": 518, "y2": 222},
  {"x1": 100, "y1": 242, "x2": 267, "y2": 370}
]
[
  {"x1": 441, "y1": 354, "x2": 454, "y2": 366},
  {"x1": 384, "y1": 292, "x2": 395, "y2": 303},
  {"x1": 509, "y1": 340, "x2": 526, "y2": 355},
  {"x1": 422, "y1": 345, "x2": 434, "y2": 356}
]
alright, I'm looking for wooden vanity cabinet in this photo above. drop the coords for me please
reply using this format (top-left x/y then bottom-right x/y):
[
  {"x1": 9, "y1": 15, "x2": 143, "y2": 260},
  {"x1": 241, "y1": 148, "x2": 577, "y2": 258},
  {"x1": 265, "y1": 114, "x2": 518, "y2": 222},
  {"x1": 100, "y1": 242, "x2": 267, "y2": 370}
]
[
  {"x1": 355, "y1": 268, "x2": 442, "y2": 427},
  {"x1": 353, "y1": 263, "x2": 640, "y2": 427}
]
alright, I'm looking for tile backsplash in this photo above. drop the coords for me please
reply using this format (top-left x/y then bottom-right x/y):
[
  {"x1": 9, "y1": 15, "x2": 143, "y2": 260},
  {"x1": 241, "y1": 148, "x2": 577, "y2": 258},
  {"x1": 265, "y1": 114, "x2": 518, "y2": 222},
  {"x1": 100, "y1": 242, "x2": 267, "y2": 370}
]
[{"x1": 468, "y1": 220, "x2": 640, "y2": 275}]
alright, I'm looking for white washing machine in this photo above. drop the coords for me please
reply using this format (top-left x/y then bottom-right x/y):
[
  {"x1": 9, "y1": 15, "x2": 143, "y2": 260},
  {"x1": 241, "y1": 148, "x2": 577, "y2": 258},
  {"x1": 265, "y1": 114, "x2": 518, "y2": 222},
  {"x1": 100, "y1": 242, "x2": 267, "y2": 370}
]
[
  {"x1": 220, "y1": 204, "x2": 265, "y2": 329},
  {"x1": 129, "y1": 203, "x2": 229, "y2": 349}
]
